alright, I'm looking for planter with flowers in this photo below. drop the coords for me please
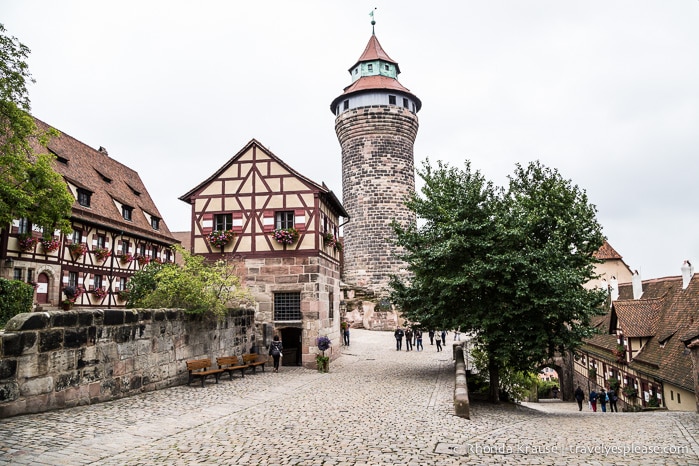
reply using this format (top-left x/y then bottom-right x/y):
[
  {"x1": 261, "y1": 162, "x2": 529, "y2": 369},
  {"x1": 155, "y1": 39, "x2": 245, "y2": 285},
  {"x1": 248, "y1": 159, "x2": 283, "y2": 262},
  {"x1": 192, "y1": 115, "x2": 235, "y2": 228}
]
[
  {"x1": 61, "y1": 285, "x2": 83, "y2": 310},
  {"x1": 622, "y1": 386, "x2": 638, "y2": 399},
  {"x1": 69, "y1": 243, "x2": 87, "y2": 259},
  {"x1": 207, "y1": 230, "x2": 235, "y2": 249},
  {"x1": 315, "y1": 335, "x2": 331, "y2": 373},
  {"x1": 272, "y1": 227, "x2": 299, "y2": 246},
  {"x1": 40, "y1": 237, "x2": 60, "y2": 253},
  {"x1": 118, "y1": 252, "x2": 134, "y2": 265},
  {"x1": 322, "y1": 233, "x2": 342, "y2": 252},
  {"x1": 93, "y1": 247, "x2": 112, "y2": 262},
  {"x1": 18, "y1": 234, "x2": 38, "y2": 252},
  {"x1": 117, "y1": 289, "x2": 130, "y2": 301},
  {"x1": 136, "y1": 255, "x2": 151, "y2": 266},
  {"x1": 92, "y1": 287, "x2": 108, "y2": 300}
]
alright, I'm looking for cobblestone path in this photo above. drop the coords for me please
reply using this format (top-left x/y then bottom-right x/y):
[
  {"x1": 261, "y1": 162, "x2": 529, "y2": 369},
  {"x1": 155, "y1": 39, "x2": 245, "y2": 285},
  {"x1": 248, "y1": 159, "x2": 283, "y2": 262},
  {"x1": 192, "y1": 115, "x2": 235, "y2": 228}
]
[{"x1": 1, "y1": 329, "x2": 698, "y2": 465}]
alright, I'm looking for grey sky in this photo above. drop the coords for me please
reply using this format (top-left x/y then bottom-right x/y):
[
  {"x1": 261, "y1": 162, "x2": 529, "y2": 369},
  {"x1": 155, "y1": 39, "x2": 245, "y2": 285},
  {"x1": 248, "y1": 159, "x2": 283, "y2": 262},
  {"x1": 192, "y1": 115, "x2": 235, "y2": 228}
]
[{"x1": 3, "y1": 1, "x2": 699, "y2": 280}]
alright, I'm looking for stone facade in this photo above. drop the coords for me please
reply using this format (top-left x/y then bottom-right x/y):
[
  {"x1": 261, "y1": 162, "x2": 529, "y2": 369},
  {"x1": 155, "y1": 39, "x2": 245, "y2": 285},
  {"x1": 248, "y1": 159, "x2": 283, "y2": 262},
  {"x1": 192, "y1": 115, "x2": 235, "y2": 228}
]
[
  {"x1": 245, "y1": 256, "x2": 341, "y2": 368},
  {"x1": 335, "y1": 105, "x2": 418, "y2": 295},
  {"x1": 0, "y1": 308, "x2": 254, "y2": 418}
]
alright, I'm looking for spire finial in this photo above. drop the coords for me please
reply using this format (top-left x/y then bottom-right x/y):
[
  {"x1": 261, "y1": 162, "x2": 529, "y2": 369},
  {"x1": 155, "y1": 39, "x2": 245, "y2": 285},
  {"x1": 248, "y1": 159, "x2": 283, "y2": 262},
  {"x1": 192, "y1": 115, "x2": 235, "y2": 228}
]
[{"x1": 369, "y1": 8, "x2": 377, "y2": 35}]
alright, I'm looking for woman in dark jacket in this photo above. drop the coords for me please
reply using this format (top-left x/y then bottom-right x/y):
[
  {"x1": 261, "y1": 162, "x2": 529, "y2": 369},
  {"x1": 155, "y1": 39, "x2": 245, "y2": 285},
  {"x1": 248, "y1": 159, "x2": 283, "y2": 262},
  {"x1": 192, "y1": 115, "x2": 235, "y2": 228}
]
[{"x1": 269, "y1": 335, "x2": 283, "y2": 372}]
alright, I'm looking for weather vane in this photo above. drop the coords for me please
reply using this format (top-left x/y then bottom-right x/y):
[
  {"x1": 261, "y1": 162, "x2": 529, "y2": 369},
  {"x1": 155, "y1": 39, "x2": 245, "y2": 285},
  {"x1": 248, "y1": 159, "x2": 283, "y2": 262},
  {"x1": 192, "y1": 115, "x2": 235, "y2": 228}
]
[{"x1": 369, "y1": 7, "x2": 377, "y2": 34}]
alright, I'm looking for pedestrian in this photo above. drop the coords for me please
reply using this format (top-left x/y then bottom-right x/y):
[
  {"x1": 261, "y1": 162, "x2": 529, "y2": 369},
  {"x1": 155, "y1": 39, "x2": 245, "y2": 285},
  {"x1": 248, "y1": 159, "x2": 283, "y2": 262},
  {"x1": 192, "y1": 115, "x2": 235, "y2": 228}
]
[
  {"x1": 394, "y1": 327, "x2": 404, "y2": 351},
  {"x1": 405, "y1": 328, "x2": 413, "y2": 351},
  {"x1": 428, "y1": 330, "x2": 435, "y2": 345},
  {"x1": 574, "y1": 386, "x2": 585, "y2": 411},
  {"x1": 454, "y1": 328, "x2": 460, "y2": 341},
  {"x1": 268, "y1": 335, "x2": 283, "y2": 373},
  {"x1": 552, "y1": 386, "x2": 559, "y2": 399},
  {"x1": 342, "y1": 321, "x2": 350, "y2": 346},
  {"x1": 609, "y1": 388, "x2": 618, "y2": 412},
  {"x1": 436, "y1": 336, "x2": 443, "y2": 352},
  {"x1": 589, "y1": 388, "x2": 598, "y2": 412},
  {"x1": 599, "y1": 388, "x2": 608, "y2": 412},
  {"x1": 441, "y1": 330, "x2": 447, "y2": 347},
  {"x1": 415, "y1": 330, "x2": 423, "y2": 351}
]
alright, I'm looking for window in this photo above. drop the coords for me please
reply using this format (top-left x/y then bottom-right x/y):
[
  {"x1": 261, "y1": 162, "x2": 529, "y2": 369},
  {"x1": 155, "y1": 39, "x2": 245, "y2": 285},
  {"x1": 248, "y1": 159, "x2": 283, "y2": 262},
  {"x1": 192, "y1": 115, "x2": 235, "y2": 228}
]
[
  {"x1": 122, "y1": 205, "x2": 133, "y2": 221},
  {"x1": 77, "y1": 188, "x2": 91, "y2": 207},
  {"x1": 18, "y1": 218, "x2": 31, "y2": 234},
  {"x1": 677, "y1": 393, "x2": 681, "y2": 403},
  {"x1": 353, "y1": 68, "x2": 358, "y2": 75},
  {"x1": 403, "y1": 98, "x2": 409, "y2": 108},
  {"x1": 96, "y1": 235, "x2": 106, "y2": 249},
  {"x1": 275, "y1": 211, "x2": 294, "y2": 230},
  {"x1": 389, "y1": 95, "x2": 396, "y2": 105},
  {"x1": 151, "y1": 217, "x2": 160, "y2": 230},
  {"x1": 343, "y1": 100, "x2": 349, "y2": 110},
  {"x1": 152, "y1": 246, "x2": 159, "y2": 261},
  {"x1": 68, "y1": 271, "x2": 78, "y2": 288},
  {"x1": 72, "y1": 230, "x2": 82, "y2": 244},
  {"x1": 27, "y1": 269, "x2": 34, "y2": 284},
  {"x1": 119, "y1": 277, "x2": 127, "y2": 291},
  {"x1": 13, "y1": 268, "x2": 22, "y2": 281},
  {"x1": 139, "y1": 244, "x2": 146, "y2": 257},
  {"x1": 367, "y1": 64, "x2": 373, "y2": 72},
  {"x1": 94, "y1": 274, "x2": 103, "y2": 290},
  {"x1": 385, "y1": 64, "x2": 390, "y2": 71},
  {"x1": 329, "y1": 292, "x2": 334, "y2": 320},
  {"x1": 165, "y1": 249, "x2": 172, "y2": 263},
  {"x1": 274, "y1": 292, "x2": 301, "y2": 321},
  {"x1": 122, "y1": 240, "x2": 130, "y2": 253},
  {"x1": 215, "y1": 214, "x2": 232, "y2": 231}
]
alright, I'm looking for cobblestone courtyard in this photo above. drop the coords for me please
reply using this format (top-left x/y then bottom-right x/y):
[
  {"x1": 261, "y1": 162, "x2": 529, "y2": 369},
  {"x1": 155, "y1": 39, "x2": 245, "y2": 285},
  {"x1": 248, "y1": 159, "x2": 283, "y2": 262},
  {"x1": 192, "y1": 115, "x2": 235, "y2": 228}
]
[{"x1": 1, "y1": 329, "x2": 698, "y2": 465}]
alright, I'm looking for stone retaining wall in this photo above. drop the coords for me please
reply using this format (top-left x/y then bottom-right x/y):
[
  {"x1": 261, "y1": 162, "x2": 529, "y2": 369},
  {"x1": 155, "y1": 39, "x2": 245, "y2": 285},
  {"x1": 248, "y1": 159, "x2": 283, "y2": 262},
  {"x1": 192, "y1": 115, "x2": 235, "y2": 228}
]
[{"x1": 0, "y1": 308, "x2": 255, "y2": 418}]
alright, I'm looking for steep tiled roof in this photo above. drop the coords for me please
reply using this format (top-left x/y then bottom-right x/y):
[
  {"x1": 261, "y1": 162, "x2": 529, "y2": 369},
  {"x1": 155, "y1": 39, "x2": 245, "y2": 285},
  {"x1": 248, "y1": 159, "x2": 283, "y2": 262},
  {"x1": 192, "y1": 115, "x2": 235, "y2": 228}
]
[
  {"x1": 340, "y1": 75, "x2": 414, "y2": 95},
  {"x1": 593, "y1": 240, "x2": 623, "y2": 260},
  {"x1": 33, "y1": 118, "x2": 177, "y2": 244},
  {"x1": 613, "y1": 298, "x2": 663, "y2": 337},
  {"x1": 351, "y1": 34, "x2": 398, "y2": 71}
]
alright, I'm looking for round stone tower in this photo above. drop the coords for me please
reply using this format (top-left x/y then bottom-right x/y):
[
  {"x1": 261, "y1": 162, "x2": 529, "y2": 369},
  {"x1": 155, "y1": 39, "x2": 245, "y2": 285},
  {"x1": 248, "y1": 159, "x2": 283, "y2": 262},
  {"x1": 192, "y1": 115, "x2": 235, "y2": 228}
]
[{"x1": 330, "y1": 31, "x2": 421, "y2": 295}]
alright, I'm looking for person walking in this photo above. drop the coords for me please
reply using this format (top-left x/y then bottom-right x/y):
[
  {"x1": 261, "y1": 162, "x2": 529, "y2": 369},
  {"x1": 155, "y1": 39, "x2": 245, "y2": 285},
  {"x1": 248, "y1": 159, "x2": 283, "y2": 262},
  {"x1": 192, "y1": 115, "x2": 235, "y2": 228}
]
[
  {"x1": 608, "y1": 388, "x2": 618, "y2": 412},
  {"x1": 436, "y1": 336, "x2": 443, "y2": 352},
  {"x1": 405, "y1": 328, "x2": 413, "y2": 351},
  {"x1": 394, "y1": 327, "x2": 404, "y2": 351},
  {"x1": 440, "y1": 330, "x2": 447, "y2": 347},
  {"x1": 342, "y1": 321, "x2": 350, "y2": 346},
  {"x1": 268, "y1": 335, "x2": 283, "y2": 373},
  {"x1": 599, "y1": 388, "x2": 608, "y2": 412},
  {"x1": 574, "y1": 386, "x2": 585, "y2": 411},
  {"x1": 428, "y1": 330, "x2": 435, "y2": 345},
  {"x1": 415, "y1": 330, "x2": 423, "y2": 351},
  {"x1": 589, "y1": 388, "x2": 598, "y2": 412}
]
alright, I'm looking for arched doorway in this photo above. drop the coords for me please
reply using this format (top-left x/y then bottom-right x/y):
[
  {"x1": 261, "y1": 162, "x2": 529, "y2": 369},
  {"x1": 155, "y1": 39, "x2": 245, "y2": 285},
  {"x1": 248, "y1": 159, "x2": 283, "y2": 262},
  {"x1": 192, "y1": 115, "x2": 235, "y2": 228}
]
[
  {"x1": 279, "y1": 327, "x2": 302, "y2": 366},
  {"x1": 36, "y1": 272, "x2": 49, "y2": 304}
]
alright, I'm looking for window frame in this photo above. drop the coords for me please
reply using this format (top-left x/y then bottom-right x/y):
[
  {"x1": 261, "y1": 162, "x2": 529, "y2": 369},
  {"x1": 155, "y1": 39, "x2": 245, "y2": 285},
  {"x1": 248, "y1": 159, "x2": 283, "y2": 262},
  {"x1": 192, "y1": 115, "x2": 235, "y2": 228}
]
[
  {"x1": 275, "y1": 211, "x2": 294, "y2": 230},
  {"x1": 273, "y1": 292, "x2": 302, "y2": 321},
  {"x1": 122, "y1": 205, "x2": 133, "y2": 221},
  {"x1": 77, "y1": 188, "x2": 91, "y2": 208},
  {"x1": 214, "y1": 213, "x2": 233, "y2": 231}
]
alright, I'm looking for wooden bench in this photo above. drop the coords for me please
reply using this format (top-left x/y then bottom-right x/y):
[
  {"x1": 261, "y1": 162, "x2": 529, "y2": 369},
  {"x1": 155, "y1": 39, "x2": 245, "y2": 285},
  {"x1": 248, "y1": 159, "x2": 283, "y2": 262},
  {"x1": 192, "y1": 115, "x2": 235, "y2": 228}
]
[
  {"x1": 242, "y1": 353, "x2": 267, "y2": 373},
  {"x1": 186, "y1": 358, "x2": 224, "y2": 387},
  {"x1": 216, "y1": 356, "x2": 249, "y2": 380}
]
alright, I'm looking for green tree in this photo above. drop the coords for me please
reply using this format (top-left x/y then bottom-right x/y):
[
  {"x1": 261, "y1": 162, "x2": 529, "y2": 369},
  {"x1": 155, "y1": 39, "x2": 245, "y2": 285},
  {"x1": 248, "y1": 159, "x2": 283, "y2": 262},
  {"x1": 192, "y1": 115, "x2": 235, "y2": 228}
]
[
  {"x1": 127, "y1": 246, "x2": 254, "y2": 317},
  {"x1": 0, "y1": 23, "x2": 73, "y2": 234},
  {"x1": 390, "y1": 160, "x2": 607, "y2": 402}
]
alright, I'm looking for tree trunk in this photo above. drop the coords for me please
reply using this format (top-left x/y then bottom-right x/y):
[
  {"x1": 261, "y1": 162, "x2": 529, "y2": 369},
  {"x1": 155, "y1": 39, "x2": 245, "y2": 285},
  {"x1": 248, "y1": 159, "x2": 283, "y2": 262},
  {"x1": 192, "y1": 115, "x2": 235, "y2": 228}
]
[{"x1": 488, "y1": 354, "x2": 500, "y2": 403}]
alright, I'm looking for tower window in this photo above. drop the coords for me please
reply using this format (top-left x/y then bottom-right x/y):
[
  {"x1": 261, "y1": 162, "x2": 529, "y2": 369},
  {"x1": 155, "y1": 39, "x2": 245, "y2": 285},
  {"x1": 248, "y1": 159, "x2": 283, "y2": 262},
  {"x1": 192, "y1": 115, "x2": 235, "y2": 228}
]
[
  {"x1": 343, "y1": 100, "x2": 349, "y2": 110},
  {"x1": 385, "y1": 64, "x2": 390, "y2": 71},
  {"x1": 403, "y1": 98, "x2": 409, "y2": 108},
  {"x1": 367, "y1": 64, "x2": 373, "y2": 72},
  {"x1": 389, "y1": 95, "x2": 396, "y2": 105}
]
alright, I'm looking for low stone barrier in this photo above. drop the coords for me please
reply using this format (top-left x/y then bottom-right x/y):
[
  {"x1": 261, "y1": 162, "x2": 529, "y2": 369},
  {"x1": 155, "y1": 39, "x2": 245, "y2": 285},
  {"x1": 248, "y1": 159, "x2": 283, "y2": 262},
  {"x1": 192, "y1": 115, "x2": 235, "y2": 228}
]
[
  {"x1": 0, "y1": 308, "x2": 255, "y2": 418},
  {"x1": 453, "y1": 343, "x2": 470, "y2": 419}
]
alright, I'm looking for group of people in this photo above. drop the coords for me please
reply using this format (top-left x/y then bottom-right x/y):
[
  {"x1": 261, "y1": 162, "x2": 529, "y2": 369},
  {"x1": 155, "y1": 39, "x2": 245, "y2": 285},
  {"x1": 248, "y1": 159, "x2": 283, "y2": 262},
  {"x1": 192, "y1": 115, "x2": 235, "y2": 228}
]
[
  {"x1": 574, "y1": 385, "x2": 619, "y2": 412},
  {"x1": 394, "y1": 328, "x2": 448, "y2": 351}
]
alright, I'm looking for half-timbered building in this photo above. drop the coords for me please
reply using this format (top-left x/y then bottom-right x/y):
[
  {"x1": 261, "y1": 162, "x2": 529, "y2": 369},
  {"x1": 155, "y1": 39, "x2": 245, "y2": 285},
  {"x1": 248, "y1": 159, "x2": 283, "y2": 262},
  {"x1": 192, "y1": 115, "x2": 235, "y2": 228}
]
[
  {"x1": 179, "y1": 139, "x2": 348, "y2": 368},
  {"x1": 0, "y1": 118, "x2": 178, "y2": 308}
]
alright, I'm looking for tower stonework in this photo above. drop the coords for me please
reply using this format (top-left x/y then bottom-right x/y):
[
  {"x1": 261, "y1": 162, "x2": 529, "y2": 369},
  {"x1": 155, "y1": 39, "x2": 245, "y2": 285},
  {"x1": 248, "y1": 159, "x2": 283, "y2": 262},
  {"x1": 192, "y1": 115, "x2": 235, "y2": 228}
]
[{"x1": 331, "y1": 33, "x2": 421, "y2": 296}]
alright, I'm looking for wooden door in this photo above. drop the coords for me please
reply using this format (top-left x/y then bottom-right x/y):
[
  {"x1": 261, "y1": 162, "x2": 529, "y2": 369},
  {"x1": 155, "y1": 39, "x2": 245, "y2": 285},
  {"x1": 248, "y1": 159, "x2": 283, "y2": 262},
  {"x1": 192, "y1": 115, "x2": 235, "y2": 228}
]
[{"x1": 36, "y1": 272, "x2": 49, "y2": 304}]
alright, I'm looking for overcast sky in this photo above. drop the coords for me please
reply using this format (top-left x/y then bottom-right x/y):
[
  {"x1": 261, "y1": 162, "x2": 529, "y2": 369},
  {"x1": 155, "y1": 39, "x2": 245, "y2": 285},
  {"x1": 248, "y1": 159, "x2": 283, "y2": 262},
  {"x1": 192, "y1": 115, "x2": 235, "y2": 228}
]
[{"x1": 4, "y1": 1, "x2": 699, "y2": 281}]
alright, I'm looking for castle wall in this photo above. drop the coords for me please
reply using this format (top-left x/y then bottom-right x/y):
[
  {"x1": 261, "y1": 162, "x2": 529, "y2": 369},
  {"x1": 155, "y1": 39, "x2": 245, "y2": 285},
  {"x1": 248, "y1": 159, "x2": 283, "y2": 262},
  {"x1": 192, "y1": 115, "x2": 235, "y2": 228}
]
[{"x1": 0, "y1": 308, "x2": 254, "y2": 418}]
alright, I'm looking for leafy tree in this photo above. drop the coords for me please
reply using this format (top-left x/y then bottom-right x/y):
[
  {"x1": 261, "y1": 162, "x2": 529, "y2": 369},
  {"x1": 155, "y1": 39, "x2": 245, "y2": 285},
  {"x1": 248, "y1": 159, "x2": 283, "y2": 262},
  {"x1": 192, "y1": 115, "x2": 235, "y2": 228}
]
[
  {"x1": 390, "y1": 159, "x2": 607, "y2": 402},
  {"x1": 127, "y1": 246, "x2": 254, "y2": 317},
  {"x1": 0, "y1": 23, "x2": 73, "y2": 234}
]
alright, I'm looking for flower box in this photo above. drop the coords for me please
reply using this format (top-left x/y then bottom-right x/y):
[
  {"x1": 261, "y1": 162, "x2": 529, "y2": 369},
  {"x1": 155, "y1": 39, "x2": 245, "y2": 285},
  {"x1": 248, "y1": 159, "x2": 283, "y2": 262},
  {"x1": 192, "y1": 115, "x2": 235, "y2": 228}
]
[
  {"x1": 272, "y1": 228, "x2": 299, "y2": 245},
  {"x1": 118, "y1": 253, "x2": 134, "y2": 264},
  {"x1": 136, "y1": 255, "x2": 151, "y2": 266},
  {"x1": 93, "y1": 288, "x2": 108, "y2": 299},
  {"x1": 18, "y1": 234, "x2": 38, "y2": 252},
  {"x1": 207, "y1": 230, "x2": 235, "y2": 248},
  {"x1": 93, "y1": 247, "x2": 112, "y2": 261},
  {"x1": 322, "y1": 233, "x2": 342, "y2": 252},
  {"x1": 69, "y1": 243, "x2": 87, "y2": 258},
  {"x1": 40, "y1": 237, "x2": 60, "y2": 253}
]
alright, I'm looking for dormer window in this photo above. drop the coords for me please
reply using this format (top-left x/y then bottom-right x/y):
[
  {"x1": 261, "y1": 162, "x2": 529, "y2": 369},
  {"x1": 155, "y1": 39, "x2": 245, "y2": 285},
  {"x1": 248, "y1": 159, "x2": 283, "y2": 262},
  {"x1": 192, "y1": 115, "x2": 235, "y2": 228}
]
[
  {"x1": 367, "y1": 64, "x2": 373, "y2": 72},
  {"x1": 122, "y1": 205, "x2": 133, "y2": 221},
  {"x1": 77, "y1": 188, "x2": 92, "y2": 207},
  {"x1": 151, "y1": 217, "x2": 160, "y2": 230}
]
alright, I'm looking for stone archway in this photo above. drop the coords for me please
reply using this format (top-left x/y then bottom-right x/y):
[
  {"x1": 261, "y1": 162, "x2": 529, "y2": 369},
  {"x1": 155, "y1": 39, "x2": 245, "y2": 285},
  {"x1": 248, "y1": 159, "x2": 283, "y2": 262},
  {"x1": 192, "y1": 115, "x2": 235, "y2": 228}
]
[{"x1": 539, "y1": 352, "x2": 574, "y2": 401}]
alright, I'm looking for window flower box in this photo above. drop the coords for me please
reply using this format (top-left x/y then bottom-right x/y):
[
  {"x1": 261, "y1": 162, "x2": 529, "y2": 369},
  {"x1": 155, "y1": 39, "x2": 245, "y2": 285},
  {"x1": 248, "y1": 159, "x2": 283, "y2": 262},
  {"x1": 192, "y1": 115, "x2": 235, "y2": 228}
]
[
  {"x1": 136, "y1": 255, "x2": 151, "y2": 266},
  {"x1": 40, "y1": 237, "x2": 60, "y2": 253},
  {"x1": 207, "y1": 230, "x2": 235, "y2": 248},
  {"x1": 118, "y1": 253, "x2": 134, "y2": 264},
  {"x1": 272, "y1": 227, "x2": 299, "y2": 245},
  {"x1": 69, "y1": 243, "x2": 87, "y2": 259},
  {"x1": 93, "y1": 247, "x2": 112, "y2": 261},
  {"x1": 322, "y1": 232, "x2": 342, "y2": 252},
  {"x1": 93, "y1": 288, "x2": 108, "y2": 299},
  {"x1": 18, "y1": 234, "x2": 38, "y2": 252}
]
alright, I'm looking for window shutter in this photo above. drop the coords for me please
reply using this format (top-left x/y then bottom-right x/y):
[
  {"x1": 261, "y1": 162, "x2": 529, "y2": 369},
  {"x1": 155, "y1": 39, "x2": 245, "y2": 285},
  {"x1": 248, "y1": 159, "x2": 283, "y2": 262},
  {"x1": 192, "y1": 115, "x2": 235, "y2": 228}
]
[
  {"x1": 263, "y1": 210, "x2": 275, "y2": 232},
  {"x1": 232, "y1": 212, "x2": 244, "y2": 233},
  {"x1": 201, "y1": 213, "x2": 214, "y2": 234},
  {"x1": 294, "y1": 209, "x2": 306, "y2": 231}
]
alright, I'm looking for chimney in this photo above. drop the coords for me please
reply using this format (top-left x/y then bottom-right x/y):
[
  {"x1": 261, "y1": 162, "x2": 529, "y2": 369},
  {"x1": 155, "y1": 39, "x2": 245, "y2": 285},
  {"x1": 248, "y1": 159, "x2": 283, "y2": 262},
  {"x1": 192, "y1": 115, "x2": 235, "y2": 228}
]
[
  {"x1": 98, "y1": 146, "x2": 109, "y2": 156},
  {"x1": 682, "y1": 260, "x2": 694, "y2": 289},
  {"x1": 632, "y1": 270, "x2": 643, "y2": 299},
  {"x1": 610, "y1": 276, "x2": 619, "y2": 302}
]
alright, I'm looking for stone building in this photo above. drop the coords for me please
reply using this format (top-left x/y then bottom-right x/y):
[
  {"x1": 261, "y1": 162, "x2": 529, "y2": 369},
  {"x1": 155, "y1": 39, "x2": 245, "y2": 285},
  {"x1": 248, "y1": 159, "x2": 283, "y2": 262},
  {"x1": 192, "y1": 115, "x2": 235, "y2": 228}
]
[
  {"x1": 0, "y1": 117, "x2": 178, "y2": 309},
  {"x1": 330, "y1": 30, "x2": 421, "y2": 328},
  {"x1": 179, "y1": 139, "x2": 347, "y2": 368}
]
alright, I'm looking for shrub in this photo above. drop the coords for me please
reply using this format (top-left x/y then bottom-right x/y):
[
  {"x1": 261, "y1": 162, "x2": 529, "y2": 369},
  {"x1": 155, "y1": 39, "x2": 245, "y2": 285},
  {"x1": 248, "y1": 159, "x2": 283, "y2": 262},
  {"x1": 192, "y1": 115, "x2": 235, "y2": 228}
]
[{"x1": 0, "y1": 278, "x2": 33, "y2": 327}]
